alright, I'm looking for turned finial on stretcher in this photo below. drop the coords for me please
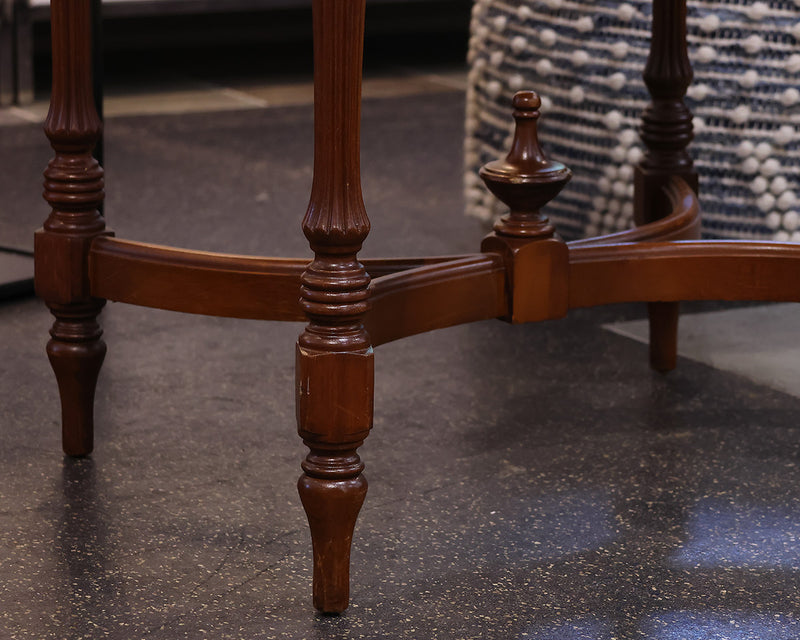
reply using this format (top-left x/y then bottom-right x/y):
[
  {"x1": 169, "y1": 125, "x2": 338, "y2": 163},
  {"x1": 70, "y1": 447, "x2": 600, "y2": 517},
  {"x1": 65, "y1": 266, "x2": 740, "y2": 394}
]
[{"x1": 480, "y1": 91, "x2": 572, "y2": 239}]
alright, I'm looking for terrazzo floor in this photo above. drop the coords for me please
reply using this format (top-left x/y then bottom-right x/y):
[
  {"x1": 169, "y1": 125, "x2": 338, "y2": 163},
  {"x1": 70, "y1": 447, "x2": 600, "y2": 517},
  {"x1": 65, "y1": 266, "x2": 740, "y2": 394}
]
[{"x1": 1, "y1": 38, "x2": 799, "y2": 640}]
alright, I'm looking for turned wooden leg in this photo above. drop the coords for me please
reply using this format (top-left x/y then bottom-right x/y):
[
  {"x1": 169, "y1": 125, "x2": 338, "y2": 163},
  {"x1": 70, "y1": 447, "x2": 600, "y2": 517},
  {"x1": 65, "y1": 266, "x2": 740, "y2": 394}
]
[
  {"x1": 298, "y1": 447, "x2": 367, "y2": 612},
  {"x1": 295, "y1": 346, "x2": 374, "y2": 613},
  {"x1": 34, "y1": 0, "x2": 108, "y2": 456},
  {"x1": 295, "y1": 0, "x2": 373, "y2": 612},
  {"x1": 647, "y1": 301, "x2": 679, "y2": 373},
  {"x1": 46, "y1": 303, "x2": 106, "y2": 456},
  {"x1": 634, "y1": 0, "x2": 698, "y2": 373}
]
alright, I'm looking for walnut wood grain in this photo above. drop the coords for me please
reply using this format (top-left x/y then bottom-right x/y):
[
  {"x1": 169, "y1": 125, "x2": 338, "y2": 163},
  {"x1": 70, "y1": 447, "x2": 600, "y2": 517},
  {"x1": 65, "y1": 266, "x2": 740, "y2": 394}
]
[
  {"x1": 34, "y1": 0, "x2": 108, "y2": 457},
  {"x1": 89, "y1": 236, "x2": 481, "y2": 322},
  {"x1": 363, "y1": 254, "x2": 480, "y2": 278},
  {"x1": 479, "y1": 91, "x2": 572, "y2": 324},
  {"x1": 366, "y1": 254, "x2": 507, "y2": 346},
  {"x1": 295, "y1": 0, "x2": 373, "y2": 614},
  {"x1": 569, "y1": 241, "x2": 800, "y2": 308},
  {"x1": 480, "y1": 91, "x2": 570, "y2": 239},
  {"x1": 89, "y1": 237, "x2": 308, "y2": 321},
  {"x1": 633, "y1": 0, "x2": 699, "y2": 372},
  {"x1": 570, "y1": 178, "x2": 699, "y2": 248}
]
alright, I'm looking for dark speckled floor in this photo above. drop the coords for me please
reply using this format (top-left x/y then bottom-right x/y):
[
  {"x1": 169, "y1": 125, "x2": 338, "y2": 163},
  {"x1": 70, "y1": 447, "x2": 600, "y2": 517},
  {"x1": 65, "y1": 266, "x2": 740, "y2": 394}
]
[{"x1": 2, "y1": 91, "x2": 800, "y2": 639}]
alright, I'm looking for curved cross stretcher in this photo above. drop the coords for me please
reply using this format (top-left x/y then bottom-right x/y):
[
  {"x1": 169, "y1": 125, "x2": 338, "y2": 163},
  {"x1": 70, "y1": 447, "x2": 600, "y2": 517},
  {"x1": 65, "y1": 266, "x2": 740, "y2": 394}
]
[{"x1": 34, "y1": 0, "x2": 800, "y2": 614}]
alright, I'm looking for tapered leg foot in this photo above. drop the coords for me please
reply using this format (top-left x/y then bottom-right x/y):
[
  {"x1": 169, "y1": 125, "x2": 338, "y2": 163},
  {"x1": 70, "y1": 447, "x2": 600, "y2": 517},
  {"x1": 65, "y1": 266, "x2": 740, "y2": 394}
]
[
  {"x1": 47, "y1": 305, "x2": 106, "y2": 457},
  {"x1": 647, "y1": 301, "x2": 679, "y2": 373},
  {"x1": 298, "y1": 449, "x2": 367, "y2": 614}
]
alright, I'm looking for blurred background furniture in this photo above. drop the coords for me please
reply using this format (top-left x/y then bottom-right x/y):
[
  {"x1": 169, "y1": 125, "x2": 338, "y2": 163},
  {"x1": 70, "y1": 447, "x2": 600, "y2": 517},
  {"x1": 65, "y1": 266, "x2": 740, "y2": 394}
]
[
  {"x1": 0, "y1": 0, "x2": 13, "y2": 104},
  {"x1": 464, "y1": 0, "x2": 799, "y2": 242},
  {"x1": 0, "y1": 1, "x2": 32, "y2": 298},
  {"x1": 8, "y1": 0, "x2": 470, "y2": 104},
  {"x1": 11, "y1": 0, "x2": 313, "y2": 104}
]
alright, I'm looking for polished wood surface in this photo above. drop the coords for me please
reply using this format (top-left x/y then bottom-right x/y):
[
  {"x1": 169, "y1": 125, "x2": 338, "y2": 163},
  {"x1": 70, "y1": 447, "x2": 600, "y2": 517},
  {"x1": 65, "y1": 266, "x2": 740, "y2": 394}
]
[
  {"x1": 570, "y1": 178, "x2": 700, "y2": 247},
  {"x1": 633, "y1": 0, "x2": 700, "y2": 373},
  {"x1": 479, "y1": 90, "x2": 571, "y2": 323},
  {"x1": 634, "y1": 0, "x2": 698, "y2": 223},
  {"x1": 89, "y1": 237, "x2": 308, "y2": 321},
  {"x1": 480, "y1": 91, "x2": 570, "y2": 240},
  {"x1": 34, "y1": 0, "x2": 800, "y2": 615},
  {"x1": 295, "y1": 0, "x2": 373, "y2": 613},
  {"x1": 571, "y1": 241, "x2": 800, "y2": 308},
  {"x1": 367, "y1": 254, "x2": 507, "y2": 346},
  {"x1": 34, "y1": 0, "x2": 109, "y2": 457},
  {"x1": 90, "y1": 236, "x2": 482, "y2": 321}
]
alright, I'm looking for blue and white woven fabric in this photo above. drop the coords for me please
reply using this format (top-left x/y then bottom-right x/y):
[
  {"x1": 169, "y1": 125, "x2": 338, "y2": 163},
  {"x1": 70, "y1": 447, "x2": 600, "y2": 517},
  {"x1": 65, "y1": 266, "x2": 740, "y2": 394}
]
[{"x1": 464, "y1": 0, "x2": 800, "y2": 240}]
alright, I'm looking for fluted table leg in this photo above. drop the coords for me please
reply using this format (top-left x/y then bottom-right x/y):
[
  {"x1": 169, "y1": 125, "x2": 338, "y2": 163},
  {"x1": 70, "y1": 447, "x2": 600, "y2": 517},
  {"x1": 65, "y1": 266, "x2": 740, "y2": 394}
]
[
  {"x1": 296, "y1": 0, "x2": 372, "y2": 614},
  {"x1": 34, "y1": 0, "x2": 108, "y2": 456},
  {"x1": 634, "y1": 0, "x2": 699, "y2": 372}
]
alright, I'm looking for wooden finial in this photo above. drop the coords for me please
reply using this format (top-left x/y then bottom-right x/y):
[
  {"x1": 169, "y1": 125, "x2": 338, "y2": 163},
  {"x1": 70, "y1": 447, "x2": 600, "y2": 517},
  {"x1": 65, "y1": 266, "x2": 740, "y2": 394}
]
[
  {"x1": 480, "y1": 91, "x2": 571, "y2": 238},
  {"x1": 479, "y1": 91, "x2": 571, "y2": 324}
]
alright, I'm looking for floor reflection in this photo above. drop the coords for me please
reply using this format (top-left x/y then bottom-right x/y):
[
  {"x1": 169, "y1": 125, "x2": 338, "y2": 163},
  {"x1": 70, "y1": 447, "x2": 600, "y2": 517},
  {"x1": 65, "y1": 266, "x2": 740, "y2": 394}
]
[
  {"x1": 517, "y1": 616, "x2": 610, "y2": 639},
  {"x1": 671, "y1": 498, "x2": 800, "y2": 570},
  {"x1": 642, "y1": 611, "x2": 800, "y2": 639}
]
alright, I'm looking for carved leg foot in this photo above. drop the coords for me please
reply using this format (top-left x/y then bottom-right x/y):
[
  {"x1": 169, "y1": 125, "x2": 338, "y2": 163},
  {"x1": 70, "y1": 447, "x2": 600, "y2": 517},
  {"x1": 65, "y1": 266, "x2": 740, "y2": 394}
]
[
  {"x1": 295, "y1": 343, "x2": 373, "y2": 613},
  {"x1": 298, "y1": 448, "x2": 367, "y2": 614},
  {"x1": 47, "y1": 303, "x2": 106, "y2": 457},
  {"x1": 647, "y1": 301, "x2": 678, "y2": 372}
]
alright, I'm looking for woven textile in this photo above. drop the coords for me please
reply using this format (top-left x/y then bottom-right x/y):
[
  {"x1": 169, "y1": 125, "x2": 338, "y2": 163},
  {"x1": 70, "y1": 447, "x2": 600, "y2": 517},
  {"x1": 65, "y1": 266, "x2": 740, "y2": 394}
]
[{"x1": 464, "y1": 0, "x2": 800, "y2": 240}]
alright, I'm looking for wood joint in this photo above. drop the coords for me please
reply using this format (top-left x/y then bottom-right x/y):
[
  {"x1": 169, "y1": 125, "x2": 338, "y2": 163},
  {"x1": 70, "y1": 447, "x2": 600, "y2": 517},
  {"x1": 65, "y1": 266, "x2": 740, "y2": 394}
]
[
  {"x1": 34, "y1": 228, "x2": 113, "y2": 304},
  {"x1": 482, "y1": 234, "x2": 568, "y2": 324}
]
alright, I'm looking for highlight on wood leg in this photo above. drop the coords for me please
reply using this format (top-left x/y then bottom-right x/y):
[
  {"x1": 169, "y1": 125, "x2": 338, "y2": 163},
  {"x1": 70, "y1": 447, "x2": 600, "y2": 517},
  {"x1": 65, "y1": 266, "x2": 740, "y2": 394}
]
[
  {"x1": 46, "y1": 302, "x2": 106, "y2": 457},
  {"x1": 298, "y1": 445, "x2": 367, "y2": 614}
]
